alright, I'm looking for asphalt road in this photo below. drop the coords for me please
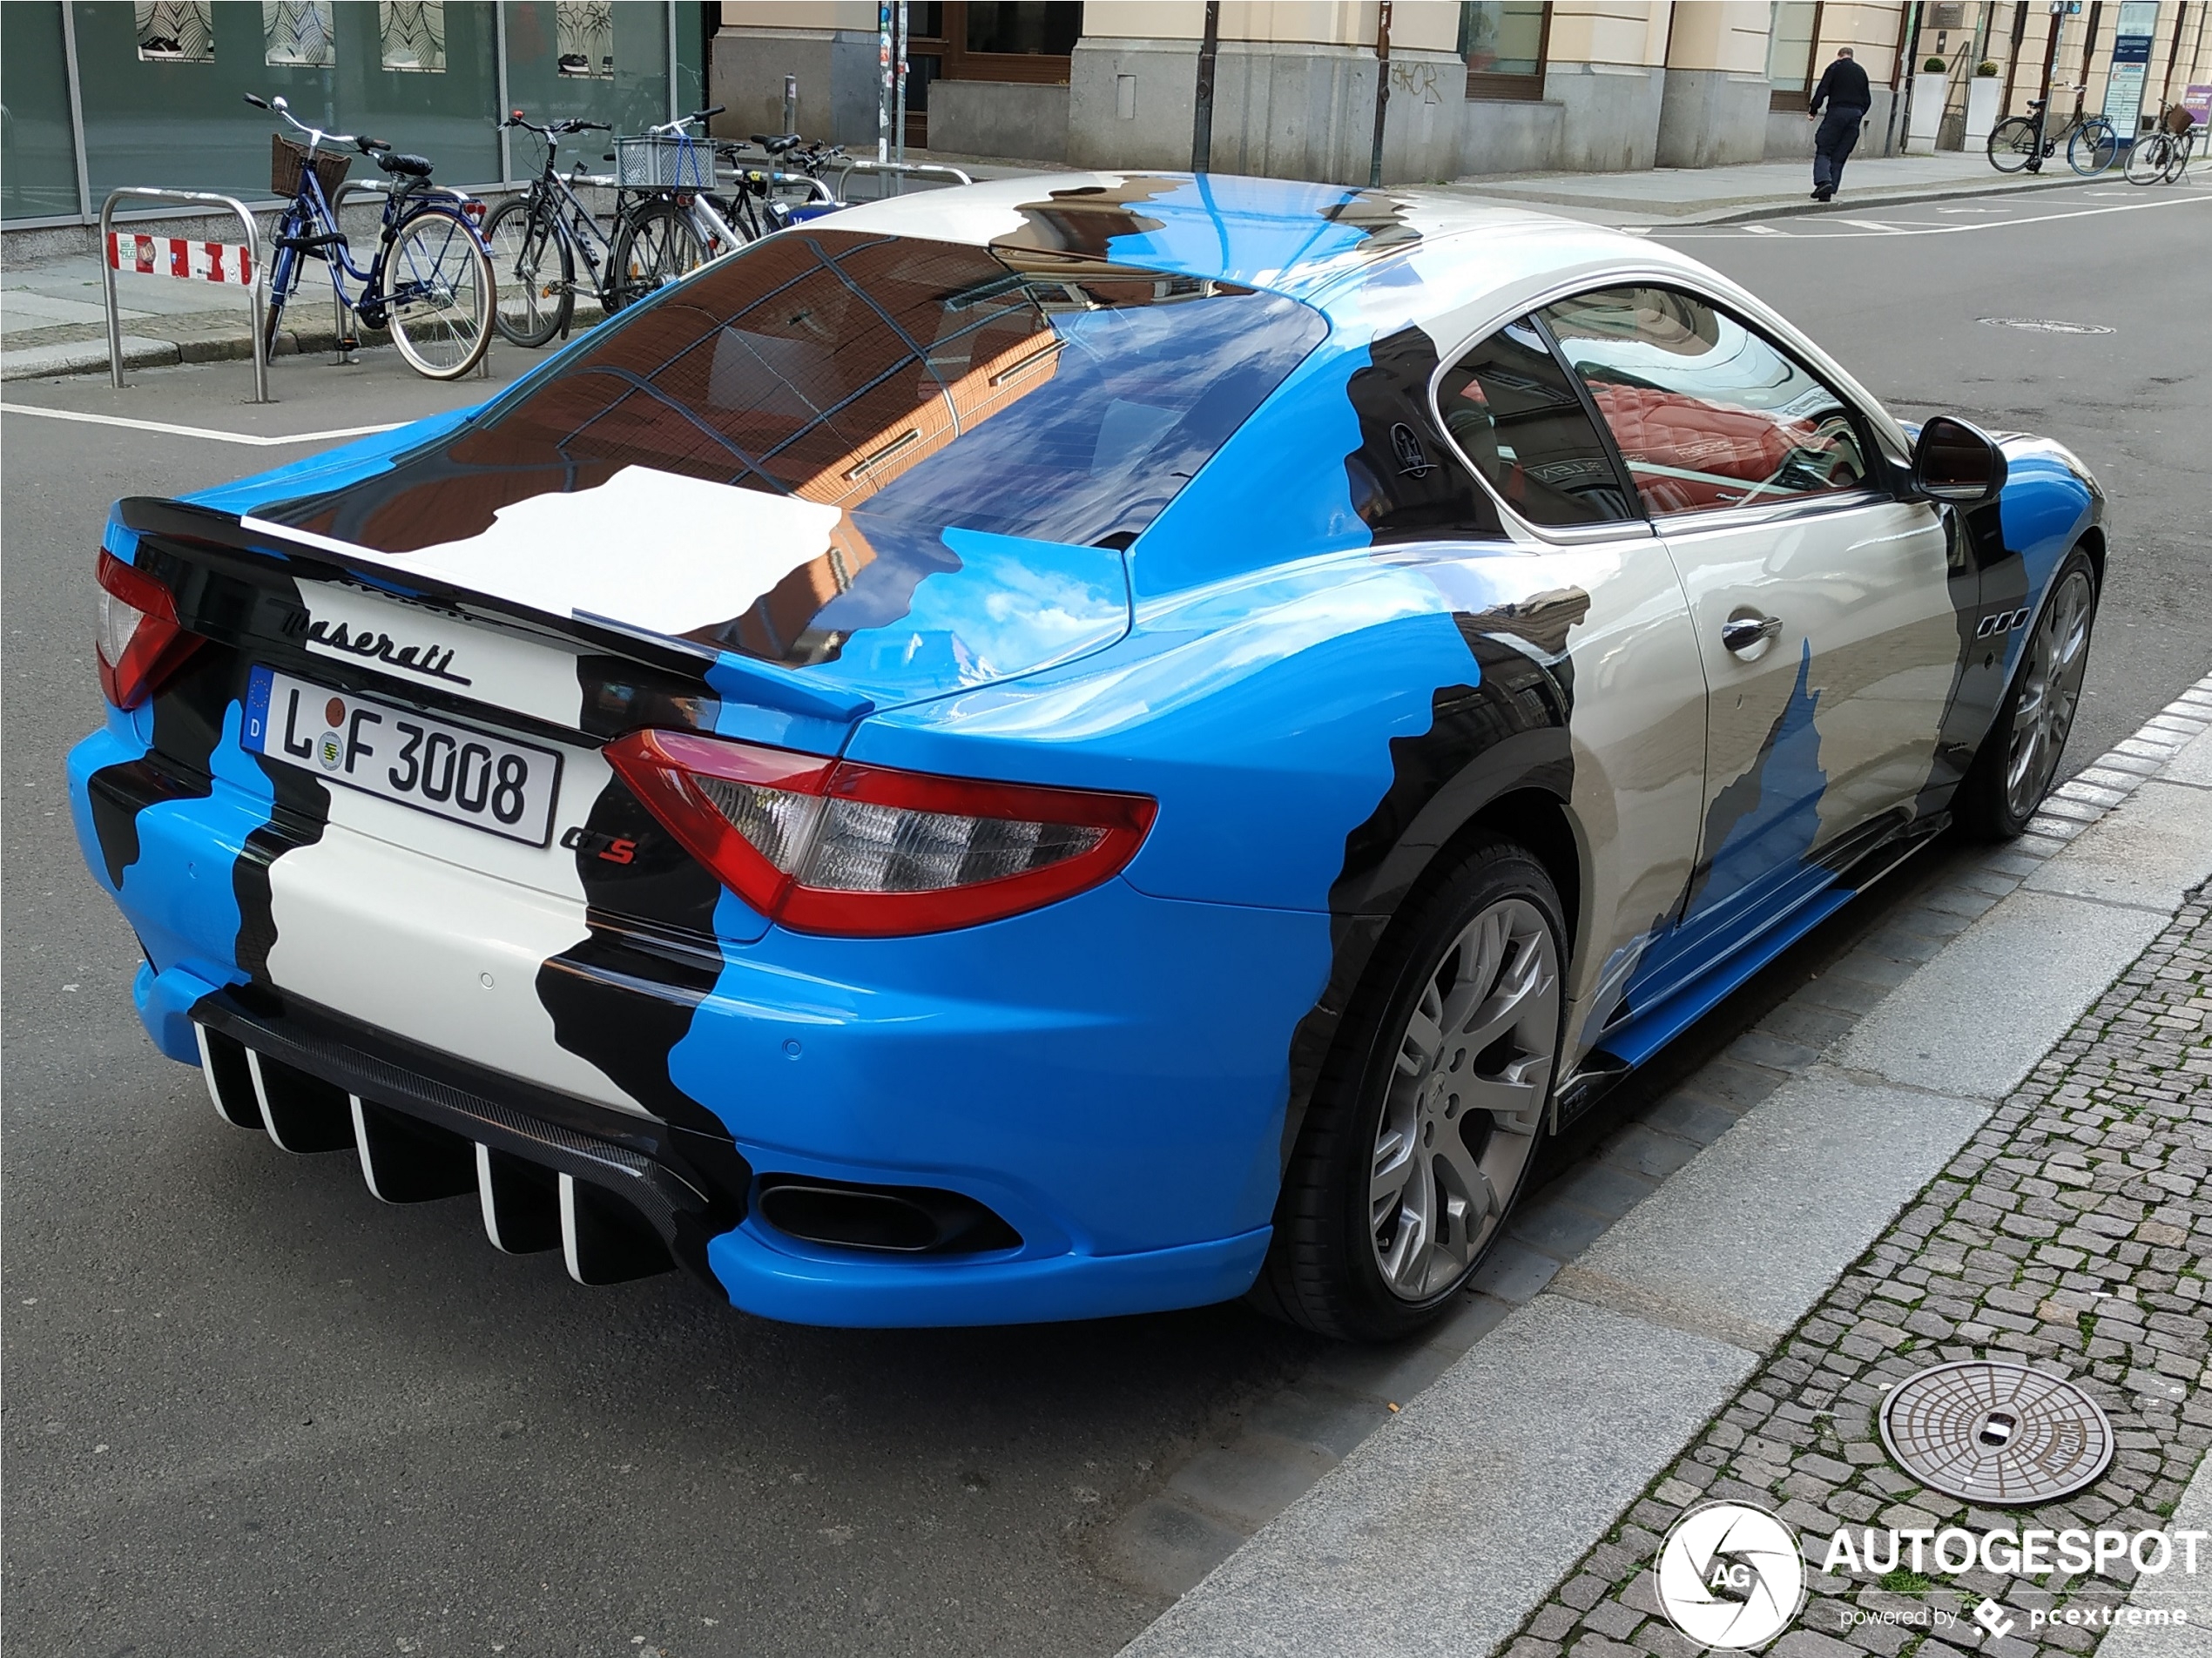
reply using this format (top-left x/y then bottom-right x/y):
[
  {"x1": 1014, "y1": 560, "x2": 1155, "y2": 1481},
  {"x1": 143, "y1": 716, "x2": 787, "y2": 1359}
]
[{"x1": 6, "y1": 182, "x2": 2209, "y2": 1658}]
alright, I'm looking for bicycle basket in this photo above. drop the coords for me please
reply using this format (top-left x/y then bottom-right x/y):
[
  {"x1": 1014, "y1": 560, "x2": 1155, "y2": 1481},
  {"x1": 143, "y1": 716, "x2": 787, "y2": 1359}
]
[
  {"x1": 616, "y1": 134, "x2": 713, "y2": 190},
  {"x1": 273, "y1": 133, "x2": 352, "y2": 200},
  {"x1": 2162, "y1": 103, "x2": 2196, "y2": 136}
]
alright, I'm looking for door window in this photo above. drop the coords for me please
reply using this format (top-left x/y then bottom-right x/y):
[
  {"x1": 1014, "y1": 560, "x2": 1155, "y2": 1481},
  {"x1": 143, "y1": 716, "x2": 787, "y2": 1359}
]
[
  {"x1": 1538, "y1": 286, "x2": 1871, "y2": 518},
  {"x1": 1435, "y1": 316, "x2": 1639, "y2": 527}
]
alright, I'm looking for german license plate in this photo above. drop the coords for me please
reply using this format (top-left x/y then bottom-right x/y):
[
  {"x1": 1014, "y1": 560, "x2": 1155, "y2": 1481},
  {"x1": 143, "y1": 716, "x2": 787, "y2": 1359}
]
[{"x1": 244, "y1": 665, "x2": 563, "y2": 846}]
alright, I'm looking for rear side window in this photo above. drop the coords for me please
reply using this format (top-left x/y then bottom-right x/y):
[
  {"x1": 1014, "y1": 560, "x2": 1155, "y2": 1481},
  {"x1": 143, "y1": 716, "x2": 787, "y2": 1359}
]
[
  {"x1": 1435, "y1": 317, "x2": 1638, "y2": 527},
  {"x1": 435, "y1": 228, "x2": 1326, "y2": 549},
  {"x1": 1538, "y1": 286, "x2": 1871, "y2": 517}
]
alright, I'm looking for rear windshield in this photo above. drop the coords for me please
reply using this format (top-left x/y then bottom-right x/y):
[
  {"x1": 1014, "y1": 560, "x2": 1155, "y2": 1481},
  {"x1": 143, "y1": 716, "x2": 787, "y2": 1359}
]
[{"x1": 439, "y1": 227, "x2": 1325, "y2": 549}]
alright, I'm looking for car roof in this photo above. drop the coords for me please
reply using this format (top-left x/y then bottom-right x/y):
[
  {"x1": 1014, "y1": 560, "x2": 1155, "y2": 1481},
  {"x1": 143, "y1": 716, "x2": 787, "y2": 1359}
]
[{"x1": 820, "y1": 170, "x2": 1708, "y2": 317}]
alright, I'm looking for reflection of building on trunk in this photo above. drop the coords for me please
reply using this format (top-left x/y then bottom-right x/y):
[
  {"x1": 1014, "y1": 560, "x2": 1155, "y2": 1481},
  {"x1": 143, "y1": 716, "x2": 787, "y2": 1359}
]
[{"x1": 697, "y1": 311, "x2": 1071, "y2": 663}]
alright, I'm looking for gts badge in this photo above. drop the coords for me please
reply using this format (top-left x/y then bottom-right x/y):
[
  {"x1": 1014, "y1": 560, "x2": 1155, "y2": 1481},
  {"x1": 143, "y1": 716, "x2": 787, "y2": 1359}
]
[
  {"x1": 1975, "y1": 607, "x2": 2031, "y2": 640},
  {"x1": 561, "y1": 826, "x2": 638, "y2": 865}
]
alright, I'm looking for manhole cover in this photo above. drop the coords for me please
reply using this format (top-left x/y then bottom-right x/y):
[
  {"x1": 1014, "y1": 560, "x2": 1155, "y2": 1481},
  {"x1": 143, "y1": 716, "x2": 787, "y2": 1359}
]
[
  {"x1": 1979, "y1": 316, "x2": 2115, "y2": 334},
  {"x1": 1880, "y1": 1362, "x2": 2114, "y2": 1505}
]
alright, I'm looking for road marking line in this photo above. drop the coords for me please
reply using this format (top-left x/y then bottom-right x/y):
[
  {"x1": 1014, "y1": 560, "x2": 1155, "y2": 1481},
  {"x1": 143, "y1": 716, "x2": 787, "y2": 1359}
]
[
  {"x1": 1743, "y1": 224, "x2": 1787, "y2": 235},
  {"x1": 1836, "y1": 219, "x2": 1909, "y2": 232},
  {"x1": 0, "y1": 403, "x2": 402, "y2": 447},
  {"x1": 1655, "y1": 189, "x2": 2212, "y2": 237}
]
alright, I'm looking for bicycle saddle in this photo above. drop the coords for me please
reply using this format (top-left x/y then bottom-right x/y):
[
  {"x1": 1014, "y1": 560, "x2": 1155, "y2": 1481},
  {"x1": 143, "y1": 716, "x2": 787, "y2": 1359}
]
[
  {"x1": 752, "y1": 132, "x2": 802, "y2": 155},
  {"x1": 376, "y1": 152, "x2": 435, "y2": 177}
]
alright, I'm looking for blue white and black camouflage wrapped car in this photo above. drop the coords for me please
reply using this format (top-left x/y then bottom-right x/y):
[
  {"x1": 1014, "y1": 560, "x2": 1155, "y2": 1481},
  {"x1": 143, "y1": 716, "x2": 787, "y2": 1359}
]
[{"x1": 70, "y1": 173, "x2": 2104, "y2": 1339}]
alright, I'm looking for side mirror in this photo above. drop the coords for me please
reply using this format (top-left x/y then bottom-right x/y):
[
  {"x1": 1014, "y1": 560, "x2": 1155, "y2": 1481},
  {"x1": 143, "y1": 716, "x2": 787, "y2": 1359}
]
[
  {"x1": 272, "y1": 94, "x2": 289, "y2": 112},
  {"x1": 1912, "y1": 414, "x2": 2007, "y2": 504}
]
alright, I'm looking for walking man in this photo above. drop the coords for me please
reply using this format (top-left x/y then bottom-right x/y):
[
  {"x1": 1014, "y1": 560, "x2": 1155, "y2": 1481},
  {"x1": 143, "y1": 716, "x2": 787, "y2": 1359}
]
[{"x1": 1807, "y1": 45, "x2": 1872, "y2": 201}]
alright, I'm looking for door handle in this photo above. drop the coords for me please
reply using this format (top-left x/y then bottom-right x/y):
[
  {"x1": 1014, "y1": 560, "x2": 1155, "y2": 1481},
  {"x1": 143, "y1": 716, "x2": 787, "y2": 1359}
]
[{"x1": 1722, "y1": 610, "x2": 1782, "y2": 660}]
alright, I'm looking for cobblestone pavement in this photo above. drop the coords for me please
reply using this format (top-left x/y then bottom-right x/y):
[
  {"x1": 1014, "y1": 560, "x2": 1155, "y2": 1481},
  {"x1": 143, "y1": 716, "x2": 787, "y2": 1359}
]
[
  {"x1": 1499, "y1": 884, "x2": 2212, "y2": 1658},
  {"x1": 1095, "y1": 678, "x2": 2212, "y2": 1602}
]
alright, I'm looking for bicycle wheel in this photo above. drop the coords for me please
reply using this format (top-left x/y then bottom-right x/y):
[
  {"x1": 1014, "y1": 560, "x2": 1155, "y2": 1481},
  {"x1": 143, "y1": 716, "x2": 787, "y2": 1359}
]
[
  {"x1": 2162, "y1": 131, "x2": 2195, "y2": 183},
  {"x1": 1988, "y1": 117, "x2": 2040, "y2": 172},
  {"x1": 2069, "y1": 118, "x2": 2119, "y2": 175},
  {"x1": 484, "y1": 194, "x2": 571, "y2": 348},
  {"x1": 380, "y1": 206, "x2": 494, "y2": 380},
  {"x1": 606, "y1": 199, "x2": 707, "y2": 313},
  {"x1": 2125, "y1": 131, "x2": 2172, "y2": 183}
]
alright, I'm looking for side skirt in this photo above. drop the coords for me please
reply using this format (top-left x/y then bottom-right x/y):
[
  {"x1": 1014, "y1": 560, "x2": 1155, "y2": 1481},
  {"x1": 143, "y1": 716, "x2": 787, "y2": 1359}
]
[{"x1": 1552, "y1": 812, "x2": 1949, "y2": 1126}]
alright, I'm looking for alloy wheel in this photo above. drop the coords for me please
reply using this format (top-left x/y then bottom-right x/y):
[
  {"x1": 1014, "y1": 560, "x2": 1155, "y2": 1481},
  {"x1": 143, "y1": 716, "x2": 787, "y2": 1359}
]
[
  {"x1": 1368, "y1": 896, "x2": 1558, "y2": 1301},
  {"x1": 2004, "y1": 569, "x2": 2094, "y2": 822}
]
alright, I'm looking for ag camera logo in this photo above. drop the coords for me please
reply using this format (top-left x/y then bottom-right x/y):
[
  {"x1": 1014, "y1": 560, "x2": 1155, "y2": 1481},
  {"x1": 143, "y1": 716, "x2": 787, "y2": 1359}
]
[{"x1": 1657, "y1": 1500, "x2": 1806, "y2": 1650}]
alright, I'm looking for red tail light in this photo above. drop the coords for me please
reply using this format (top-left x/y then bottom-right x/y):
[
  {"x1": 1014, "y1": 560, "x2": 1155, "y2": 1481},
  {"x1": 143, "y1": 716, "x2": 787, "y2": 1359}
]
[
  {"x1": 604, "y1": 730, "x2": 1157, "y2": 937},
  {"x1": 96, "y1": 550, "x2": 201, "y2": 710}
]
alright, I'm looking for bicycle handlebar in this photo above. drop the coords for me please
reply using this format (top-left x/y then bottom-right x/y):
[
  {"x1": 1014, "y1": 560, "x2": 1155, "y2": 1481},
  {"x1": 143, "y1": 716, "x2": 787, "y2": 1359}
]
[
  {"x1": 644, "y1": 106, "x2": 727, "y2": 138},
  {"x1": 502, "y1": 111, "x2": 612, "y2": 137},
  {"x1": 246, "y1": 92, "x2": 388, "y2": 156}
]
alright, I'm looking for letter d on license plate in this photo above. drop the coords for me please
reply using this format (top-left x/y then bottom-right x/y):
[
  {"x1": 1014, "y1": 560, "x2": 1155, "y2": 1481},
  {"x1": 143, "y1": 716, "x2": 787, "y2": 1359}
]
[{"x1": 244, "y1": 665, "x2": 563, "y2": 846}]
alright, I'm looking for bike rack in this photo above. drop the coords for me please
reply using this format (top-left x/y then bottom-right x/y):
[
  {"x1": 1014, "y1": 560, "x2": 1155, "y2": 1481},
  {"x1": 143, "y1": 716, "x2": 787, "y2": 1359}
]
[
  {"x1": 831, "y1": 158, "x2": 974, "y2": 199},
  {"x1": 99, "y1": 187, "x2": 270, "y2": 403},
  {"x1": 328, "y1": 178, "x2": 496, "y2": 376}
]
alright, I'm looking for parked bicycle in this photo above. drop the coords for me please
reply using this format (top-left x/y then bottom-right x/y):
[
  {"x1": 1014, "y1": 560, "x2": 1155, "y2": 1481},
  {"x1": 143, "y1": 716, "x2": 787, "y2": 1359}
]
[
  {"x1": 604, "y1": 108, "x2": 741, "y2": 309},
  {"x1": 484, "y1": 112, "x2": 856, "y2": 351},
  {"x1": 247, "y1": 93, "x2": 495, "y2": 380},
  {"x1": 483, "y1": 111, "x2": 617, "y2": 346},
  {"x1": 1987, "y1": 86, "x2": 2118, "y2": 176},
  {"x1": 2125, "y1": 102, "x2": 2202, "y2": 184}
]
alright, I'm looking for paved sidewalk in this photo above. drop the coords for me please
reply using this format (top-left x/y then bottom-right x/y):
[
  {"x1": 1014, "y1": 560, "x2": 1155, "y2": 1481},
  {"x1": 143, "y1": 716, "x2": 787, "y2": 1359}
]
[
  {"x1": 1500, "y1": 888, "x2": 2212, "y2": 1658},
  {"x1": 1433, "y1": 150, "x2": 2107, "y2": 227},
  {"x1": 1110, "y1": 673, "x2": 2212, "y2": 1658}
]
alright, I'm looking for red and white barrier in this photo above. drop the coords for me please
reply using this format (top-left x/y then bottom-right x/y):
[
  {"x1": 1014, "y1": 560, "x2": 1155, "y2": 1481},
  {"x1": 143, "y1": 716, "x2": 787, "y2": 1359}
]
[{"x1": 105, "y1": 231, "x2": 256, "y2": 286}]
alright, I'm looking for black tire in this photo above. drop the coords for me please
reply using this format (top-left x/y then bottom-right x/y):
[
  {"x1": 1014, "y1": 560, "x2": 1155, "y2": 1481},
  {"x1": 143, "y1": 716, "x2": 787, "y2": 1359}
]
[
  {"x1": 1954, "y1": 547, "x2": 2100, "y2": 841},
  {"x1": 485, "y1": 194, "x2": 571, "y2": 347},
  {"x1": 380, "y1": 207, "x2": 495, "y2": 381},
  {"x1": 1254, "y1": 838, "x2": 1568, "y2": 1343},
  {"x1": 1988, "y1": 117, "x2": 2040, "y2": 173},
  {"x1": 2069, "y1": 118, "x2": 2120, "y2": 175},
  {"x1": 606, "y1": 199, "x2": 707, "y2": 313},
  {"x1": 2126, "y1": 131, "x2": 2173, "y2": 184}
]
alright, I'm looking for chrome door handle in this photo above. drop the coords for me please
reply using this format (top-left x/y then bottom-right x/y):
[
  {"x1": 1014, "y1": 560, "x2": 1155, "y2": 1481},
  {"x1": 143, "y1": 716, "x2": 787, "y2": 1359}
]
[{"x1": 1722, "y1": 611, "x2": 1782, "y2": 659}]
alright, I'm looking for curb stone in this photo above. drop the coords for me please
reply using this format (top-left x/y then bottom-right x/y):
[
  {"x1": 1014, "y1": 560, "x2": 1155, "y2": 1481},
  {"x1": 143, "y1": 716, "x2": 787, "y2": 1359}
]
[{"x1": 1107, "y1": 672, "x2": 2212, "y2": 1655}]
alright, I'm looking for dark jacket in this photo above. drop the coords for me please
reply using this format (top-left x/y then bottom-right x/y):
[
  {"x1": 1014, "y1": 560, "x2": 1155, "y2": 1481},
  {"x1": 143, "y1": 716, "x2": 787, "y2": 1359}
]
[{"x1": 1810, "y1": 57, "x2": 1873, "y2": 114}]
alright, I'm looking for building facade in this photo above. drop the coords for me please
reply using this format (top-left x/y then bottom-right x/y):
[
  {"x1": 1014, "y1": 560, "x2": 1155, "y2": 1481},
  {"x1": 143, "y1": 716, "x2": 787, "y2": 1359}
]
[
  {"x1": 0, "y1": 2, "x2": 713, "y2": 228},
  {"x1": 710, "y1": 0, "x2": 2212, "y2": 183}
]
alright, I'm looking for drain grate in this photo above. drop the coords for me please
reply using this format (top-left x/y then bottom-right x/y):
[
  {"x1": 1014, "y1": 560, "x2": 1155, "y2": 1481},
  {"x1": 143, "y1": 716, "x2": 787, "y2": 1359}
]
[{"x1": 1880, "y1": 1361, "x2": 2114, "y2": 1505}]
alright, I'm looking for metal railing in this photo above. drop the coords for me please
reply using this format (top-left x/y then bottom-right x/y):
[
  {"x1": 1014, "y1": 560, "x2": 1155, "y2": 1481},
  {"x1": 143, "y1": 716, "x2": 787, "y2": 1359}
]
[
  {"x1": 830, "y1": 158, "x2": 975, "y2": 199},
  {"x1": 99, "y1": 187, "x2": 269, "y2": 402}
]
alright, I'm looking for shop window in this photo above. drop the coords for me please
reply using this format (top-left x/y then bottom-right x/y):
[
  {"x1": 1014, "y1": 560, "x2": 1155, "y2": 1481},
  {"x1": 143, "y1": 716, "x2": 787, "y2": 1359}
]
[
  {"x1": 909, "y1": 3, "x2": 1078, "y2": 88},
  {"x1": 900, "y1": 3, "x2": 1078, "y2": 146},
  {"x1": 263, "y1": 0, "x2": 335, "y2": 67},
  {"x1": 136, "y1": 2, "x2": 213, "y2": 63},
  {"x1": 1767, "y1": 0, "x2": 1824, "y2": 111},
  {"x1": 380, "y1": 0, "x2": 446, "y2": 72},
  {"x1": 1461, "y1": 2, "x2": 1548, "y2": 102},
  {"x1": 555, "y1": 0, "x2": 613, "y2": 78}
]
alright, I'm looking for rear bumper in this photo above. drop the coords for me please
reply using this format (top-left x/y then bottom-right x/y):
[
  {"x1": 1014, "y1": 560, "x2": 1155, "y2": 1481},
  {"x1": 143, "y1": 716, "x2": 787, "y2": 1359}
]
[
  {"x1": 74, "y1": 725, "x2": 1330, "y2": 1327},
  {"x1": 166, "y1": 974, "x2": 1274, "y2": 1324}
]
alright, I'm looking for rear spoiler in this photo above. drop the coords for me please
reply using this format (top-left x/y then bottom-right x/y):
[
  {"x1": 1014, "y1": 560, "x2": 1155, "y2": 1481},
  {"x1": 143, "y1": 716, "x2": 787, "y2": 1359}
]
[{"x1": 116, "y1": 495, "x2": 874, "y2": 731}]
